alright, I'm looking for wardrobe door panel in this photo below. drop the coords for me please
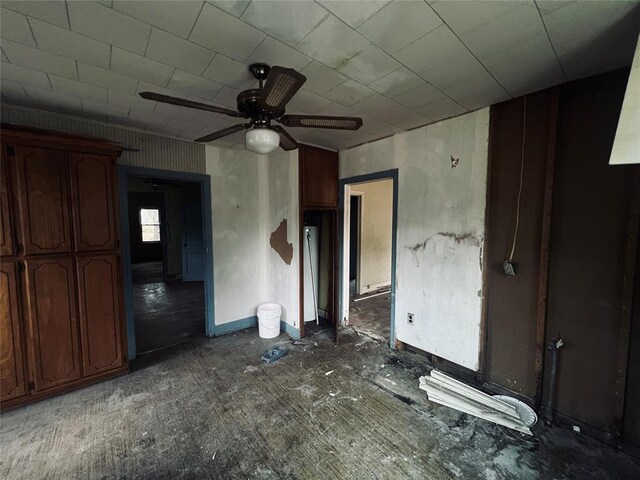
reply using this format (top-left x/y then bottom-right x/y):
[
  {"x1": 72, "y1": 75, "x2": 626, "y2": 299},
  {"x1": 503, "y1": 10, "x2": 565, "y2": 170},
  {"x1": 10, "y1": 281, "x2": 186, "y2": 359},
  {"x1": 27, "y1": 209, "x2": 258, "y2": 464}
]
[
  {"x1": 69, "y1": 153, "x2": 118, "y2": 252},
  {"x1": 25, "y1": 257, "x2": 81, "y2": 391},
  {"x1": 15, "y1": 147, "x2": 72, "y2": 255},
  {"x1": 0, "y1": 261, "x2": 27, "y2": 402},
  {"x1": 0, "y1": 151, "x2": 14, "y2": 257},
  {"x1": 77, "y1": 255, "x2": 124, "y2": 376},
  {"x1": 300, "y1": 145, "x2": 338, "y2": 209}
]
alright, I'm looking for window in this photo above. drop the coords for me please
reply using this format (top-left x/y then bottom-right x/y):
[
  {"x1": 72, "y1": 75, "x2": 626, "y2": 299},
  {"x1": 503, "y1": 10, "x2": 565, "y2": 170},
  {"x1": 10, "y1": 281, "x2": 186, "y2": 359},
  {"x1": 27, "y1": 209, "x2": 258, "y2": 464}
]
[{"x1": 140, "y1": 208, "x2": 161, "y2": 242}]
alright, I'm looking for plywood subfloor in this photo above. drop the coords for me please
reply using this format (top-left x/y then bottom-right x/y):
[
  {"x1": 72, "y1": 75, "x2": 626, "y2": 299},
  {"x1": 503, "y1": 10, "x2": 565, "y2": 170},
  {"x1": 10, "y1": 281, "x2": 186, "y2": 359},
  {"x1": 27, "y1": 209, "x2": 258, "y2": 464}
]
[{"x1": 1, "y1": 329, "x2": 639, "y2": 479}]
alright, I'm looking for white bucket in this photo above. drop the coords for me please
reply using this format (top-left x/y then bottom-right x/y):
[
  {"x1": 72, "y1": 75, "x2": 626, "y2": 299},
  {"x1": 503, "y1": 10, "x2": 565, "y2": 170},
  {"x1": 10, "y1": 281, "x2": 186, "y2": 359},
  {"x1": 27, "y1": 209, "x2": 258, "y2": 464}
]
[{"x1": 257, "y1": 303, "x2": 281, "y2": 339}]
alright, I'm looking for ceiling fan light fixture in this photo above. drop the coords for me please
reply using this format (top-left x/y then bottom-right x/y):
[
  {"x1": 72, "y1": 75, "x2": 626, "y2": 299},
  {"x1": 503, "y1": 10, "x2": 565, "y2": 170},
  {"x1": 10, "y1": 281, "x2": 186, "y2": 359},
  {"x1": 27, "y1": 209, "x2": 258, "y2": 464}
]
[{"x1": 245, "y1": 126, "x2": 280, "y2": 154}]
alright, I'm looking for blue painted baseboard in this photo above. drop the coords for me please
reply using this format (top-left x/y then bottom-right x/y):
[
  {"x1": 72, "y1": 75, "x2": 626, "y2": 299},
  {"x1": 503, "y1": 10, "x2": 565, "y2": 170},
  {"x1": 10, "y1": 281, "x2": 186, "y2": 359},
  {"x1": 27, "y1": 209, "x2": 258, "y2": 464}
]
[
  {"x1": 281, "y1": 321, "x2": 300, "y2": 340},
  {"x1": 211, "y1": 315, "x2": 257, "y2": 336},
  {"x1": 211, "y1": 315, "x2": 300, "y2": 340}
]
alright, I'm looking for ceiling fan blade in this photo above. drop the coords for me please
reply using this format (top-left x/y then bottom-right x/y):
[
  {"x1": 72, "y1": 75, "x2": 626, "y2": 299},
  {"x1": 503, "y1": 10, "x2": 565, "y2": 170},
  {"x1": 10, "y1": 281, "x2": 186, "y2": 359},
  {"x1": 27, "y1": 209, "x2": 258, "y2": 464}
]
[
  {"x1": 139, "y1": 91, "x2": 246, "y2": 118},
  {"x1": 272, "y1": 125, "x2": 298, "y2": 151},
  {"x1": 258, "y1": 66, "x2": 306, "y2": 114},
  {"x1": 194, "y1": 124, "x2": 248, "y2": 143},
  {"x1": 278, "y1": 114, "x2": 363, "y2": 130}
]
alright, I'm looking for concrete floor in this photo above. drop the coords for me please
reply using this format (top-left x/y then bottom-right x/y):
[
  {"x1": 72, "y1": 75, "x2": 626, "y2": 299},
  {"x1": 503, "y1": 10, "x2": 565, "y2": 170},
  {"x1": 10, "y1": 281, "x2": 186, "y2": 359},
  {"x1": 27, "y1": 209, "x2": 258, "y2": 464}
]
[{"x1": 2, "y1": 329, "x2": 639, "y2": 479}]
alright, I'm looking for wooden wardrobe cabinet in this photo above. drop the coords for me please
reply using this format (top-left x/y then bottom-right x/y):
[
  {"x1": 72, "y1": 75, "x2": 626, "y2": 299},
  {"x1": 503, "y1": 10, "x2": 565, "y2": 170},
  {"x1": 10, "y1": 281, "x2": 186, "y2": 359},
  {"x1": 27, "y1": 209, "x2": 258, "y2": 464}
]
[
  {"x1": 0, "y1": 124, "x2": 128, "y2": 410},
  {"x1": 299, "y1": 144, "x2": 338, "y2": 209}
]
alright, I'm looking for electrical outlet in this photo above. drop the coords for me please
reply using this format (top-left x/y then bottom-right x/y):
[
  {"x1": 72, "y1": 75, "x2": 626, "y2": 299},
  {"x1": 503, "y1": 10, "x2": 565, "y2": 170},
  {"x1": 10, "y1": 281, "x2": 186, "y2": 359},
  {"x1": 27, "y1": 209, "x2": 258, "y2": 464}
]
[{"x1": 407, "y1": 313, "x2": 414, "y2": 325}]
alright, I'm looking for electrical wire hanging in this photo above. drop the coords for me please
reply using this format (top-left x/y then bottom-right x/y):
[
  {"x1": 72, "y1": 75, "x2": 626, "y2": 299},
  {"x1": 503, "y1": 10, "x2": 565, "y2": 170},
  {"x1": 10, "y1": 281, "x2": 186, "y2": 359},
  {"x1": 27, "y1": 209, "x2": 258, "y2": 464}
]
[{"x1": 508, "y1": 97, "x2": 527, "y2": 262}]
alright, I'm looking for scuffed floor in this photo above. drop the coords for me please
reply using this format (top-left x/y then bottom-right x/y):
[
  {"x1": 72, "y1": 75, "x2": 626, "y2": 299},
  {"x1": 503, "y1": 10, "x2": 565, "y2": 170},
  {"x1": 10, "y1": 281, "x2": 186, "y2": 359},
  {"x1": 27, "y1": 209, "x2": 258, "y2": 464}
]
[
  {"x1": 349, "y1": 291, "x2": 391, "y2": 340},
  {"x1": 1, "y1": 328, "x2": 639, "y2": 479}
]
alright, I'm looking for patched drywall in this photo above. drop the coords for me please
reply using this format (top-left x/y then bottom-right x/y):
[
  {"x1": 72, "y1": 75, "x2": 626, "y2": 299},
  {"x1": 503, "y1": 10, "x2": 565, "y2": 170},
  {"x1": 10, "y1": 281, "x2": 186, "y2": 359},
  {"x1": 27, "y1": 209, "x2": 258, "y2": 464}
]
[
  {"x1": 206, "y1": 146, "x2": 299, "y2": 330},
  {"x1": 270, "y1": 219, "x2": 293, "y2": 265},
  {"x1": 340, "y1": 109, "x2": 490, "y2": 371}
]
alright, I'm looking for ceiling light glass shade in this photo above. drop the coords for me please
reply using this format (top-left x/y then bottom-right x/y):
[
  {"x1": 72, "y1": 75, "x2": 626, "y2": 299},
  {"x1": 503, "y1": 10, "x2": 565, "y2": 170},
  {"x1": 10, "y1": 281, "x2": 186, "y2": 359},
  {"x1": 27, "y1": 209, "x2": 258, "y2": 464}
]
[{"x1": 245, "y1": 127, "x2": 279, "y2": 154}]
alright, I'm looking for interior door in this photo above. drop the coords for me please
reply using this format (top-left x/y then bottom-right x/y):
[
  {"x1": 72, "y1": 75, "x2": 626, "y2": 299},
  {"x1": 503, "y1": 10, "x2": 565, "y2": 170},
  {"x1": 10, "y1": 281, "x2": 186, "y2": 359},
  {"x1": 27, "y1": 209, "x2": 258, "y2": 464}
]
[
  {"x1": 77, "y1": 255, "x2": 124, "y2": 376},
  {"x1": 15, "y1": 146, "x2": 72, "y2": 255},
  {"x1": 0, "y1": 261, "x2": 27, "y2": 402},
  {"x1": 24, "y1": 257, "x2": 82, "y2": 391},
  {"x1": 69, "y1": 153, "x2": 118, "y2": 252},
  {"x1": 182, "y1": 203, "x2": 204, "y2": 281}
]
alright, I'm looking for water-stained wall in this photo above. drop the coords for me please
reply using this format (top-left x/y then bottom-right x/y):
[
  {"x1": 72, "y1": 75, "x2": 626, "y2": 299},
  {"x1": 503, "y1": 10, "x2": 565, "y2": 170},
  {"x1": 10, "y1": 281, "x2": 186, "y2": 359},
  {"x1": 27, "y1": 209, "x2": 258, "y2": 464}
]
[
  {"x1": 340, "y1": 109, "x2": 490, "y2": 371},
  {"x1": 206, "y1": 146, "x2": 299, "y2": 331}
]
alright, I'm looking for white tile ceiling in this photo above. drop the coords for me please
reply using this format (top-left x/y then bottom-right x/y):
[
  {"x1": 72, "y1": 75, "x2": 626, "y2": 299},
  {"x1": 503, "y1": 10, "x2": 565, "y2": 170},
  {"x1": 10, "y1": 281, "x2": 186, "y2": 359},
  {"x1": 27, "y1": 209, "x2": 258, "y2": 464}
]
[{"x1": 1, "y1": 0, "x2": 638, "y2": 151}]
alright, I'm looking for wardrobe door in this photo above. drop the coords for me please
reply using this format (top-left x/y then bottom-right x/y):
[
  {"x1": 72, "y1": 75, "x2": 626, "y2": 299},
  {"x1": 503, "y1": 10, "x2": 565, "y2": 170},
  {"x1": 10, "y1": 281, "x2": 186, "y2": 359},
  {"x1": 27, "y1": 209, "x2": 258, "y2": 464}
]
[
  {"x1": 300, "y1": 145, "x2": 338, "y2": 209},
  {"x1": 77, "y1": 255, "x2": 124, "y2": 376},
  {"x1": 0, "y1": 261, "x2": 27, "y2": 402},
  {"x1": 24, "y1": 257, "x2": 81, "y2": 391},
  {"x1": 69, "y1": 153, "x2": 118, "y2": 252},
  {"x1": 1, "y1": 151, "x2": 14, "y2": 257},
  {"x1": 15, "y1": 146, "x2": 72, "y2": 255}
]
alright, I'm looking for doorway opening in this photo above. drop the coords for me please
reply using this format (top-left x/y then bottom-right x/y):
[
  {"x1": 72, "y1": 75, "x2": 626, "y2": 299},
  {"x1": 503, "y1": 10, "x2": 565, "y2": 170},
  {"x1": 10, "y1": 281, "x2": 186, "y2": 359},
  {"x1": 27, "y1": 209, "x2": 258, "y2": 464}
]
[
  {"x1": 124, "y1": 174, "x2": 206, "y2": 356},
  {"x1": 300, "y1": 210, "x2": 338, "y2": 339},
  {"x1": 340, "y1": 171, "x2": 398, "y2": 346}
]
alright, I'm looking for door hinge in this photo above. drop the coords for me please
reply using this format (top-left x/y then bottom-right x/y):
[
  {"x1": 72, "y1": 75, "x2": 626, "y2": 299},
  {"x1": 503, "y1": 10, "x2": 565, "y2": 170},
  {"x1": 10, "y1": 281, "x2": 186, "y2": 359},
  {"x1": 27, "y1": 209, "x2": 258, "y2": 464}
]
[
  {"x1": 28, "y1": 381, "x2": 35, "y2": 392},
  {"x1": 16, "y1": 260, "x2": 25, "y2": 272},
  {"x1": 16, "y1": 243, "x2": 23, "y2": 254}
]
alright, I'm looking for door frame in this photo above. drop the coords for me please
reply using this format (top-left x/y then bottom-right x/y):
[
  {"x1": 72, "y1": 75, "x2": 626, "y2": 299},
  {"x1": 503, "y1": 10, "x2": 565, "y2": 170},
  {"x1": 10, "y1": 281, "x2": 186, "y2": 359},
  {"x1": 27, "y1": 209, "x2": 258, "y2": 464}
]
[
  {"x1": 117, "y1": 165, "x2": 215, "y2": 360},
  {"x1": 338, "y1": 169, "x2": 399, "y2": 349},
  {"x1": 348, "y1": 191, "x2": 364, "y2": 295}
]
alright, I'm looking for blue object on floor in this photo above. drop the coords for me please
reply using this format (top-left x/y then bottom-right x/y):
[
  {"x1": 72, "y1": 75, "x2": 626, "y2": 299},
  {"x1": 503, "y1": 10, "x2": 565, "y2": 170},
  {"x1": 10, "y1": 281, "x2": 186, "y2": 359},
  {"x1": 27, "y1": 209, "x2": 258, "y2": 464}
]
[{"x1": 261, "y1": 346, "x2": 288, "y2": 364}]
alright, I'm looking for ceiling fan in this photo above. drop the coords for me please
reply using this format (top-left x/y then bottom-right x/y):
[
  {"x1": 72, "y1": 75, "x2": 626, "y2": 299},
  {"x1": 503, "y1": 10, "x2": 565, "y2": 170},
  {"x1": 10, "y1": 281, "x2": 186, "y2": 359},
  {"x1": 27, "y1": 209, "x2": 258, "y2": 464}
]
[{"x1": 139, "y1": 63, "x2": 363, "y2": 154}]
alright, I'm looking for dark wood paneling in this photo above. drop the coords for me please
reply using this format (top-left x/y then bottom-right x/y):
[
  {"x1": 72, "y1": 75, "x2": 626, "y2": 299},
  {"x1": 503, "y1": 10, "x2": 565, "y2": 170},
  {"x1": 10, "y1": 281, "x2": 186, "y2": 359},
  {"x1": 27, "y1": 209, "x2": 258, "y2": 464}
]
[
  {"x1": 24, "y1": 257, "x2": 82, "y2": 391},
  {"x1": 0, "y1": 261, "x2": 27, "y2": 401},
  {"x1": 544, "y1": 69, "x2": 634, "y2": 435},
  {"x1": 77, "y1": 255, "x2": 124, "y2": 376},
  {"x1": 484, "y1": 90, "x2": 555, "y2": 398},
  {"x1": 624, "y1": 232, "x2": 640, "y2": 455},
  {"x1": 0, "y1": 150, "x2": 14, "y2": 257},
  {"x1": 69, "y1": 153, "x2": 118, "y2": 251},
  {"x1": 300, "y1": 145, "x2": 338, "y2": 209},
  {"x1": 15, "y1": 146, "x2": 72, "y2": 255}
]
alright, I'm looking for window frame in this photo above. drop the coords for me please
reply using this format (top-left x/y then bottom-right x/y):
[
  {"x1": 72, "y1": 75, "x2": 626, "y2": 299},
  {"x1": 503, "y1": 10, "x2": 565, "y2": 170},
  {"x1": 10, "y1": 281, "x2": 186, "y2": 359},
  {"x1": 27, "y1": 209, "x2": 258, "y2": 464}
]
[{"x1": 139, "y1": 207, "x2": 161, "y2": 244}]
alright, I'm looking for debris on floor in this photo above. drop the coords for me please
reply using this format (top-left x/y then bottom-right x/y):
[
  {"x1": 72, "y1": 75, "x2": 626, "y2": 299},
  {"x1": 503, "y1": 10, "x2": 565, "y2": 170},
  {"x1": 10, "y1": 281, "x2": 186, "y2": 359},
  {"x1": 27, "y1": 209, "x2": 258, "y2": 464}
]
[
  {"x1": 260, "y1": 346, "x2": 288, "y2": 364},
  {"x1": 419, "y1": 370, "x2": 534, "y2": 435}
]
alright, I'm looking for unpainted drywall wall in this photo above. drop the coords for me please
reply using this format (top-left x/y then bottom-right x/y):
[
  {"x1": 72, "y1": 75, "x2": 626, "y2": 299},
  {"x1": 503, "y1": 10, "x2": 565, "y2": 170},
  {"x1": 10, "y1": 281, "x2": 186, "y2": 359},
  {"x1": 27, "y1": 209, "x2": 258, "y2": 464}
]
[
  {"x1": 340, "y1": 109, "x2": 490, "y2": 371},
  {"x1": 353, "y1": 179, "x2": 393, "y2": 294},
  {"x1": 263, "y1": 149, "x2": 300, "y2": 329},
  {"x1": 206, "y1": 146, "x2": 299, "y2": 329}
]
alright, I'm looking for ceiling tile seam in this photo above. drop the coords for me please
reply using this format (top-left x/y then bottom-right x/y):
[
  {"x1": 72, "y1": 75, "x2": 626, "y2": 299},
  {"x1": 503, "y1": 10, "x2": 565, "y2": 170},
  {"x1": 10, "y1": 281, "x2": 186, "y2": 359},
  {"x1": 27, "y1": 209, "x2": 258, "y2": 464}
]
[
  {"x1": 109, "y1": 45, "x2": 113, "y2": 70},
  {"x1": 235, "y1": 0, "x2": 253, "y2": 18},
  {"x1": 427, "y1": 6, "x2": 511, "y2": 99},
  {"x1": 317, "y1": 0, "x2": 391, "y2": 29},
  {"x1": 64, "y1": 0, "x2": 71, "y2": 31},
  {"x1": 24, "y1": 16, "x2": 39, "y2": 47},
  {"x1": 200, "y1": 52, "x2": 217, "y2": 78},
  {"x1": 306, "y1": 4, "x2": 464, "y2": 120},
  {"x1": 143, "y1": 27, "x2": 153, "y2": 57},
  {"x1": 188, "y1": 1, "x2": 207, "y2": 39},
  {"x1": 533, "y1": 0, "x2": 568, "y2": 83},
  {"x1": 74, "y1": 60, "x2": 80, "y2": 81},
  {"x1": 101, "y1": 0, "x2": 208, "y2": 42}
]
